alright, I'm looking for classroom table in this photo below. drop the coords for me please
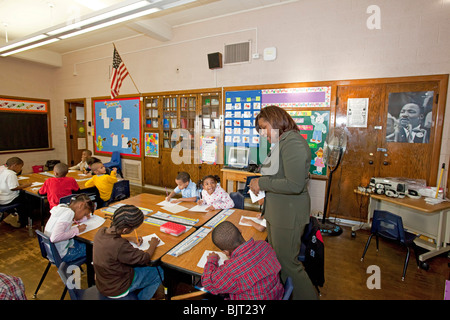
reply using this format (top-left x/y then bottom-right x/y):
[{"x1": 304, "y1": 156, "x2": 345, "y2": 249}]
[
  {"x1": 75, "y1": 193, "x2": 221, "y2": 286},
  {"x1": 161, "y1": 208, "x2": 267, "y2": 277},
  {"x1": 355, "y1": 193, "x2": 450, "y2": 263},
  {"x1": 20, "y1": 170, "x2": 95, "y2": 229}
]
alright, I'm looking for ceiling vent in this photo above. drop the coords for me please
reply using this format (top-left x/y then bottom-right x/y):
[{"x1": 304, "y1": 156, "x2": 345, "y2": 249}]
[{"x1": 224, "y1": 41, "x2": 250, "y2": 64}]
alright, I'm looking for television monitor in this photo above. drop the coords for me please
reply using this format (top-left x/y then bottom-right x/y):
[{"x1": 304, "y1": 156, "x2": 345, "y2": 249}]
[{"x1": 228, "y1": 147, "x2": 249, "y2": 168}]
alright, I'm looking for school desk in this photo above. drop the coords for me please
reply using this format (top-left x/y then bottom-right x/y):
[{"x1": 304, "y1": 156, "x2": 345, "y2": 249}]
[
  {"x1": 160, "y1": 208, "x2": 267, "y2": 277},
  {"x1": 361, "y1": 193, "x2": 450, "y2": 263},
  {"x1": 20, "y1": 170, "x2": 95, "y2": 230}
]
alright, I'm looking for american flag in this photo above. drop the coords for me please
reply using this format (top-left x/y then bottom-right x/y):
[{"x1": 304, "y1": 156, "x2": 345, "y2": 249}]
[{"x1": 110, "y1": 47, "x2": 129, "y2": 99}]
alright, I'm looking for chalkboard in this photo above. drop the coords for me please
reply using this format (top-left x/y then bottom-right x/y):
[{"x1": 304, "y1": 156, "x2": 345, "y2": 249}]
[
  {"x1": 0, "y1": 96, "x2": 50, "y2": 152},
  {"x1": 92, "y1": 97, "x2": 141, "y2": 158}
]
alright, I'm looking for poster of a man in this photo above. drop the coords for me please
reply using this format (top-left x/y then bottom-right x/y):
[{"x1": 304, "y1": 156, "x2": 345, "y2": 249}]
[{"x1": 386, "y1": 91, "x2": 433, "y2": 143}]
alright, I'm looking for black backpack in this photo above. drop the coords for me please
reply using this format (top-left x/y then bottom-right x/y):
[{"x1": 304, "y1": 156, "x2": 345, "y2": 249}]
[{"x1": 298, "y1": 216, "x2": 325, "y2": 290}]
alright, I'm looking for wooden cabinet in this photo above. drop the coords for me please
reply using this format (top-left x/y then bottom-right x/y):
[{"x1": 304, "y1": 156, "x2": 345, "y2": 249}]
[{"x1": 143, "y1": 90, "x2": 223, "y2": 188}]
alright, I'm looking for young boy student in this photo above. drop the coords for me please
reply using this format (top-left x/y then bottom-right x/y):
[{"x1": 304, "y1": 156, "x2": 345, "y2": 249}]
[
  {"x1": 39, "y1": 163, "x2": 80, "y2": 209},
  {"x1": 69, "y1": 150, "x2": 92, "y2": 172},
  {"x1": 93, "y1": 205, "x2": 163, "y2": 300},
  {"x1": 165, "y1": 171, "x2": 198, "y2": 203},
  {"x1": 0, "y1": 157, "x2": 32, "y2": 228},
  {"x1": 84, "y1": 162, "x2": 118, "y2": 203},
  {"x1": 44, "y1": 194, "x2": 94, "y2": 262},
  {"x1": 201, "y1": 221, "x2": 284, "y2": 300}
]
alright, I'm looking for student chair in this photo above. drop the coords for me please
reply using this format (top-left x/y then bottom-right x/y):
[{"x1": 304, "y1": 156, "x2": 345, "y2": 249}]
[
  {"x1": 104, "y1": 180, "x2": 130, "y2": 207},
  {"x1": 33, "y1": 230, "x2": 87, "y2": 299},
  {"x1": 230, "y1": 192, "x2": 244, "y2": 209},
  {"x1": 237, "y1": 175, "x2": 259, "y2": 198},
  {"x1": 361, "y1": 210, "x2": 420, "y2": 281},
  {"x1": 57, "y1": 262, "x2": 138, "y2": 300},
  {"x1": 0, "y1": 202, "x2": 20, "y2": 222},
  {"x1": 282, "y1": 277, "x2": 294, "y2": 300},
  {"x1": 59, "y1": 193, "x2": 97, "y2": 208},
  {"x1": 103, "y1": 151, "x2": 123, "y2": 177}
]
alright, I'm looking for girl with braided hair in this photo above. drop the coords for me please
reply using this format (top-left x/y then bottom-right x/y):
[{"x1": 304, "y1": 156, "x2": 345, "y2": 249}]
[{"x1": 93, "y1": 205, "x2": 163, "y2": 300}]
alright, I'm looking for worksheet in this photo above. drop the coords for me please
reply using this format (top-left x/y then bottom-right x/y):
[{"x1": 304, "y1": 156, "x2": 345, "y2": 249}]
[
  {"x1": 130, "y1": 234, "x2": 164, "y2": 250},
  {"x1": 197, "y1": 250, "x2": 228, "y2": 268}
]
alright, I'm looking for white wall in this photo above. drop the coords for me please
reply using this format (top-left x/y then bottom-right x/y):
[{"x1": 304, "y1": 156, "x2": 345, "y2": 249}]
[{"x1": 1, "y1": 0, "x2": 449, "y2": 207}]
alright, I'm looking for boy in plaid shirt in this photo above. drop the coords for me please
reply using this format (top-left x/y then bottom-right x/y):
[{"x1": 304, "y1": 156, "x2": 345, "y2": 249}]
[{"x1": 201, "y1": 221, "x2": 284, "y2": 300}]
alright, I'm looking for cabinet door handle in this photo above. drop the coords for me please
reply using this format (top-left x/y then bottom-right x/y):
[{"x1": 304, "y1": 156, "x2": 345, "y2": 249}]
[{"x1": 383, "y1": 161, "x2": 389, "y2": 166}]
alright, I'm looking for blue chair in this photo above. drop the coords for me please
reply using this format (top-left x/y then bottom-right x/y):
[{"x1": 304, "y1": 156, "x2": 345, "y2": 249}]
[
  {"x1": 230, "y1": 192, "x2": 244, "y2": 209},
  {"x1": 0, "y1": 202, "x2": 20, "y2": 222},
  {"x1": 238, "y1": 176, "x2": 259, "y2": 198},
  {"x1": 282, "y1": 277, "x2": 294, "y2": 300},
  {"x1": 361, "y1": 210, "x2": 420, "y2": 281},
  {"x1": 104, "y1": 151, "x2": 123, "y2": 177},
  {"x1": 59, "y1": 193, "x2": 97, "y2": 207},
  {"x1": 104, "y1": 180, "x2": 130, "y2": 207},
  {"x1": 57, "y1": 262, "x2": 138, "y2": 300},
  {"x1": 33, "y1": 230, "x2": 87, "y2": 299}
]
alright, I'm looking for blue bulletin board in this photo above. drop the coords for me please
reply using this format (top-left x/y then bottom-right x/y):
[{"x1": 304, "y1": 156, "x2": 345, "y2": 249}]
[{"x1": 93, "y1": 97, "x2": 141, "y2": 158}]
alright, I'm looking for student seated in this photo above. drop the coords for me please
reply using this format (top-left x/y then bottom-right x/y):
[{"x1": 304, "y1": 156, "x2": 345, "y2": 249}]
[
  {"x1": 201, "y1": 221, "x2": 284, "y2": 300},
  {"x1": 69, "y1": 150, "x2": 92, "y2": 172},
  {"x1": 165, "y1": 171, "x2": 198, "y2": 203},
  {"x1": 44, "y1": 194, "x2": 94, "y2": 262},
  {"x1": 0, "y1": 157, "x2": 32, "y2": 228},
  {"x1": 93, "y1": 205, "x2": 163, "y2": 300},
  {"x1": 38, "y1": 163, "x2": 80, "y2": 209},
  {"x1": 84, "y1": 162, "x2": 118, "y2": 203},
  {"x1": 197, "y1": 175, "x2": 234, "y2": 211}
]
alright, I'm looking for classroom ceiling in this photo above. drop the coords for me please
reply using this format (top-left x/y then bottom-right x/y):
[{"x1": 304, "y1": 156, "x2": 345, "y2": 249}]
[{"x1": 0, "y1": 0, "x2": 294, "y2": 64}]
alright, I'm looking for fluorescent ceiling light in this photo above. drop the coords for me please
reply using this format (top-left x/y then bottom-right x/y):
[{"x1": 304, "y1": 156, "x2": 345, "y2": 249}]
[
  {"x1": 0, "y1": 34, "x2": 48, "y2": 53},
  {"x1": 60, "y1": 7, "x2": 161, "y2": 39},
  {"x1": 1, "y1": 38, "x2": 60, "y2": 57},
  {"x1": 47, "y1": 0, "x2": 150, "y2": 36}
]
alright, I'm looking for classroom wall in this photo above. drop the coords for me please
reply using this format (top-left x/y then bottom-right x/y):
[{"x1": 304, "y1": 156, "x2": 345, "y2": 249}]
[{"x1": 1, "y1": 0, "x2": 450, "y2": 214}]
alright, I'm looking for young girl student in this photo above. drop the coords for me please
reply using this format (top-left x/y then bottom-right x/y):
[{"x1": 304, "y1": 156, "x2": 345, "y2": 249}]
[
  {"x1": 93, "y1": 205, "x2": 163, "y2": 300},
  {"x1": 44, "y1": 194, "x2": 95, "y2": 262},
  {"x1": 197, "y1": 175, "x2": 234, "y2": 211}
]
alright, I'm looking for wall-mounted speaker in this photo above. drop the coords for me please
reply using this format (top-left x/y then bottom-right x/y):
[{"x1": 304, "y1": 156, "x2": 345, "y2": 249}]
[{"x1": 207, "y1": 52, "x2": 222, "y2": 69}]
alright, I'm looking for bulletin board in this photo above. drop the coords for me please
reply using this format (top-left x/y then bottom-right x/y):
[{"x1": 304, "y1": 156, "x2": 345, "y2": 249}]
[
  {"x1": 224, "y1": 86, "x2": 331, "y2": 176},
  {"x1": 92, "y1": 97, "x2": 141, "y2": 158}
]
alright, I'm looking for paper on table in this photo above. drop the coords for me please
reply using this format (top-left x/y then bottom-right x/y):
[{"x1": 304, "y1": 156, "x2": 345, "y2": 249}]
[
  {"x1": 157, "y1": 200, "x2": 176, "y2": 207},
  {"x1": 239, "y1": 216, "x2": 267, "y2": 228},
  {"x1": 248, "y1": 189, "x2": 265, "y2": 203},
  {"x1": 197, "y1": 250, "x2": 228, "y2": 268},
  {"x1": 31, "y1": 182, "x2": 44, "y2": 187},
  {"x1": 130, "y1": 234, "x2": 164, "y2": 250},
  {"x1": 75, "y1": 215, "x2": 106, "y2": 235},
  {"x1": 161, "y1": 205, "x2": 187, "y2": 214},
  {"x1": 188, "y1": 204, "x2": 210, "y2": 212}
]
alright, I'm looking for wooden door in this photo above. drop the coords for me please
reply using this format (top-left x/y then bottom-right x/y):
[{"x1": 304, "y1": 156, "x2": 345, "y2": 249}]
[
  {"x1": 65, "y1": 99, "x2": 87, "y2": 167},
  {"x1": 331, "y1": 85, "x2": 385, "y2": 221}
]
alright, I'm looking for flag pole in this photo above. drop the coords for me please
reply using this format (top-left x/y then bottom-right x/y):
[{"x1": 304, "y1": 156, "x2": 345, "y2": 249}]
[{"x1": 113, "y1": 43, "x2": 141, "y2": 95}]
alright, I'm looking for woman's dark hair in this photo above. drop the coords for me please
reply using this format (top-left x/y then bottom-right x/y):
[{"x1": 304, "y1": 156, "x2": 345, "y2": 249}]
[
  {"x1": 111, "y1": 205, "x2": 144, "y2": 230},
  {"x1": 255, "y1": 105, "x2": 299, "y2": 135},
  {"x1": 197, "y1": 175, "x2": 220, "y2": 190}
]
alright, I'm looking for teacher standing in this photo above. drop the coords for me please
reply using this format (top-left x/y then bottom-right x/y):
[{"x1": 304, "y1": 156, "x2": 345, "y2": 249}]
[{"x1": 249, "y1": 105, "x2": 318, "y2": 300}]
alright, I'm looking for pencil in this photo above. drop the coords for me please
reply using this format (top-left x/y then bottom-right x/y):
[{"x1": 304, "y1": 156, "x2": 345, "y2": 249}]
[{"x1": 134, "y1": 229, "x2": 139, "y2": 245}]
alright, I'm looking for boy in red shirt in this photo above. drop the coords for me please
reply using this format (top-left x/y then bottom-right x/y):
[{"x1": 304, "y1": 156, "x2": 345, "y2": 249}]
[
  {"x1": 39, "y1": 163, "x2": 79, "y2": 209},
  {"x1": 201, "y1": 221, "x2": 284, "y2": 300}
]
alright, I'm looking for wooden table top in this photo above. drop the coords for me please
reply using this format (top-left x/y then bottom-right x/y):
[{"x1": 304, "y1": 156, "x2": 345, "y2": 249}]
[
  {"x1": 161, "y1": 208, "x2": 267, "y2": 276},
  {"x1": 370, "y1": 193, "x2": 450, "y2": 214},
  {"x1": 76, "y1": 194, "x2": 204, "y2": 263},
  {"x1": 20, "y1": 170, "x2": 93, "y2": 195}
]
